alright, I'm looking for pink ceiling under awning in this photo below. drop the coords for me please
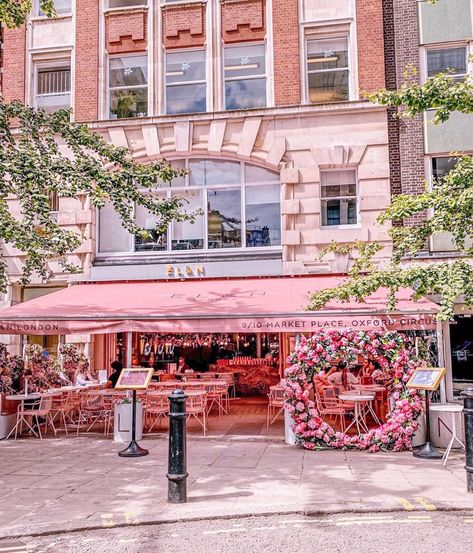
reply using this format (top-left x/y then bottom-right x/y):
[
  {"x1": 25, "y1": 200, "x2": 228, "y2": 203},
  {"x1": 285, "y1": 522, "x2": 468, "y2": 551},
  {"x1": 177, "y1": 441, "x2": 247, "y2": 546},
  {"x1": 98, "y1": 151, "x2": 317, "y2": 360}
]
[{"x1": 0, "y1": 275, "x2": 439, "y2": 335}]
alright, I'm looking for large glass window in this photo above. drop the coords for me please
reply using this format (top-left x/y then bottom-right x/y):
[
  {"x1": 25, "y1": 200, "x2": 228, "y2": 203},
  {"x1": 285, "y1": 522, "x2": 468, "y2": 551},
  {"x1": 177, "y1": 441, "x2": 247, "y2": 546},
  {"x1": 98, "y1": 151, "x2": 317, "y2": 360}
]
[
  {"x1": 35, "y1": 65, "x2": 71, "y2": 113},
  {"x1": 321, "y1": 170, "x2": 357, "y2": 226},
  {"x1": 98, "y1": 160, "x2": 281, "y2": 254},
  {"x1": 109, "y1": 55, "x2": 148, "y2": 119},
  {"x1": 38, "y1": 0, "x2": 71, "y2": 15},
  {"x1": 427, "y1": 47, "x2": 467, "y2": 79},
  {"x1": 307, "y1": 37, "x2": 349, "y2": 104},
  {"x1": 224, "y1": 44, "x2": 266, "y2": 110},
  {"x1": 166, "y1": 50, "x2": 206, "y2": 114}
]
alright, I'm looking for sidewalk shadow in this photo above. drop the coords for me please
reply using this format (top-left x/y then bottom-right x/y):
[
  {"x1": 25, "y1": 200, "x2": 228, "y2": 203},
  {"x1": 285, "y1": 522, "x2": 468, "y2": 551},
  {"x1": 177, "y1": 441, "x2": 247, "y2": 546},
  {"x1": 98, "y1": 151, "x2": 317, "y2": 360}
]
[{"x1": 188, "y1": 491, "x2": 253, "y2": 503}]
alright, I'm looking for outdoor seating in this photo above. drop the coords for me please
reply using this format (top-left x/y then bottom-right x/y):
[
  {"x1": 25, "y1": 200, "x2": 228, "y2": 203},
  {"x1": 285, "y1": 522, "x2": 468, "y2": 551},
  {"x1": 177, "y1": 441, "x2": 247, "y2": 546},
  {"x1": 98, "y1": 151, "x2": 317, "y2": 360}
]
[
  {"x1": 50, "y1": 392, "x2": 76, "y2": 434},
  {"x1": 186, "y1": 392, "x2": 207, "y2": 436},
  {"x1": 144, "y1": 391, "x2": 169, "y2": 432},
  {"x1": 13, "y1": 395, "x2": 57, "y2": 440},
  {"x1": 315, "y1": 391, "x2": 349, "y2": 432},
  {"x1": 267, "y1": 386, "x2": 285, "y2": 427},
  {"x1": 205, "y1": 383, "x2": 228, "y2": 416},
  {"x1": 76, "y1": 391, "x2": 113, "y2": 436}
]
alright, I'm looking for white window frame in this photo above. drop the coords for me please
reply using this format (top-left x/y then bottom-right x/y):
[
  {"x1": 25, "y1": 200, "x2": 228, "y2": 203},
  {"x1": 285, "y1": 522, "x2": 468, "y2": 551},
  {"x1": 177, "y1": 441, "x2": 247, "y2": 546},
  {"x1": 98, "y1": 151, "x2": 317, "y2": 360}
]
[
  {"x1": 164, "y1": 48, "x2": 208, "y2": 115},
  {"x1": 320, "y1": 168, "x2": 360, "y2": 229},
  {"x1": 107, "y1": 53, "x2": 149, "y2": 119},
  {"x1": 421, "y1": 42, "x2": 472, "y2": 83},
  {"x1": 304, "y1": 35, "x2": 351, "y2": 105},
  {"x1": 96, "y1": 159, "x2": 282, "y2": 256},
  {"x1": 425, "y1": 43, "x2": 469, "y2": 80},
  {"x1": 33, "y1": 60, "x2": 72, "y2": 112},
  {"x1": 223, "y1": 42, "x2": 268, "y2": 111}
]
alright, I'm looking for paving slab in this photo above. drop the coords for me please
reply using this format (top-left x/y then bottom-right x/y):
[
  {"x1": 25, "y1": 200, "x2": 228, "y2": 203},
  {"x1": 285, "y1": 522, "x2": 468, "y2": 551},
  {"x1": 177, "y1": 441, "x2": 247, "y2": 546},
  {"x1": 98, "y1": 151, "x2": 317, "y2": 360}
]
[{"x1": 0, "y1": 435, "x2": 473, "y2": 538}]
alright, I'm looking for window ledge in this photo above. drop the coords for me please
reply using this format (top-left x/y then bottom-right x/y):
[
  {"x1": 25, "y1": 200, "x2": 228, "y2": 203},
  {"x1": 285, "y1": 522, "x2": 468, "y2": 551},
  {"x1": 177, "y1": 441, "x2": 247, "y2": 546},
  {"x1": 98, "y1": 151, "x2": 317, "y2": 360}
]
[
  {"x1": 161, "y1": 0, "x2": 207, "y2": 9},
  {"x1": 104, "y1": 6, "x2": 148, "y2": 15},
  {"x1": 31, "y1": 14, "x2": 72, "y2": 22}
]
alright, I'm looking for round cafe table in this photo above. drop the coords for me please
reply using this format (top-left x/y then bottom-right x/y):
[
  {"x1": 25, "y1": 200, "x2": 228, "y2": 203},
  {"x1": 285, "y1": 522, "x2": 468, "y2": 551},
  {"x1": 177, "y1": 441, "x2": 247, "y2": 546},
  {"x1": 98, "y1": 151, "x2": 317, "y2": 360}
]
[
  {"x1": 429, "y1": 403, "x2": 464, "y2": 466},
  {"x1": 338, "y1": 392, "x2": 377, "y2": 434}
]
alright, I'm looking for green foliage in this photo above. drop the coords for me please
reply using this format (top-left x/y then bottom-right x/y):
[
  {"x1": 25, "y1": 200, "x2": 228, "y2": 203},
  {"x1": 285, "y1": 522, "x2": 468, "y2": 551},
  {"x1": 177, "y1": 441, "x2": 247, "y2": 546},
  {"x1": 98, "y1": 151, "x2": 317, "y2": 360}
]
[
  {"x1": 0, "y1": 101, "x2": 193, "y2": 291},
  {"x1": 309, "y1": 70, "x2": 473, "y2": 321},
  {"x1": 0, "y1": 0, "x2": 55, "y2": 27}
]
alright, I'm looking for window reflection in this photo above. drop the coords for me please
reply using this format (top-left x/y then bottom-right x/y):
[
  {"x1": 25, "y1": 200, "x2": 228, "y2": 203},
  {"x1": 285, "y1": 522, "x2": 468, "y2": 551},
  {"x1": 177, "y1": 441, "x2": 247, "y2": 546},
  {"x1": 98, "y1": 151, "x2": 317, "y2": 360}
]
[
  {"x1": 207, "y1": 189, "x2": 242, "y2": 248},
  {"x1": 171, "y1": 190, "x2": 204, "y2": 250},
  {"x1": 245, "y1": 184, "x2": 281, "y2": 247},
  {"x1": 134, "y1": 204, "x2": 167, "y2": 251}
]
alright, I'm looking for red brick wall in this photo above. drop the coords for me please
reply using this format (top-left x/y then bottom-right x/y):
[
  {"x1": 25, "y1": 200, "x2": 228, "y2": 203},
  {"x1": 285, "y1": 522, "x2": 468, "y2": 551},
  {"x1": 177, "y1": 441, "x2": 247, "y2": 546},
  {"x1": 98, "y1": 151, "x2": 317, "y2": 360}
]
[
  {"x1": 106, "y1": 10, "x2": 147, "y2": 54},
  {"x1": 162, "y1": 3, "x2": 205, "y2": 49},
  {"x1": 272, "y1": 0, "x2": 300, "y2": 106},
  {"x1": 221, "y1": 0, "x2": 265, "y2": 43},
  {"x1": 356, "y1": 0, "x2": 386, "y2": 96},
  {"x1": 2, "y1": 26, "x2": 26, "y2": 102},
  {"x1": 75, "y1": 0, "x2": 99, "y2": 121}
]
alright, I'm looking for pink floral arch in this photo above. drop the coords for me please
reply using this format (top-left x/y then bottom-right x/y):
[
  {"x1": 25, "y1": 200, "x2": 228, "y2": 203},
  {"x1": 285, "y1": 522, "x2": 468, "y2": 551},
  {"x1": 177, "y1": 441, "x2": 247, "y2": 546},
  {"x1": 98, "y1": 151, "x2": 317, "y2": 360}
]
[{"x1": 282, "y1": 330, "x2": 424, "y2": 452}]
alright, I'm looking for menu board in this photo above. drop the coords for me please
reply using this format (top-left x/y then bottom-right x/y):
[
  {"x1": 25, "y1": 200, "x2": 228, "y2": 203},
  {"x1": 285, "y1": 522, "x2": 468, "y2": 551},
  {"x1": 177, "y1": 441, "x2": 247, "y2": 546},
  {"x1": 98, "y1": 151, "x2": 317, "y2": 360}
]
[
  {"x1": 406, "y1": 367, "x2": 446, "y2": 391},
  {"x1": 115, "y1": 368, "x2": 154, "y2": 390}
]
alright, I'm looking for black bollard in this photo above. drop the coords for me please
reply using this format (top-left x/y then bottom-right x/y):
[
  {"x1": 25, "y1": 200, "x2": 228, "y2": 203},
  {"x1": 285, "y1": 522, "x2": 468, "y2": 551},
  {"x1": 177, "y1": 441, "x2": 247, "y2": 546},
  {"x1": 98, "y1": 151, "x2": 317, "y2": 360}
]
[
  {"x1": 167, "y1": 389, "x2": 188, "y2": 503},
  {"x1": 461, "y1": 388, "x2": 473, "y2": 492}
]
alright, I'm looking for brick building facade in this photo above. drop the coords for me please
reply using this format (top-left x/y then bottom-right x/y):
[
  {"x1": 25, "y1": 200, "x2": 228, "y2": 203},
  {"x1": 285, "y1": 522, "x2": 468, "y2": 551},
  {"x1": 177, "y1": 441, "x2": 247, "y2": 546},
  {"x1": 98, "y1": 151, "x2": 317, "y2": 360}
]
[{"x1": 0, "y1": 0, "x2": 400, "y2": 369}]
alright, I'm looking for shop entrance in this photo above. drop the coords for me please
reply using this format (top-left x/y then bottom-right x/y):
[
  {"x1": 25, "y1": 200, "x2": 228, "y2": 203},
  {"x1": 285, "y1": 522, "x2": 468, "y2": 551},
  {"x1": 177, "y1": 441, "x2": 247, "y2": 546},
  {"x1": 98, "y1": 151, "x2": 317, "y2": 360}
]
[
  {"x1": 105, "y1": 332, "x2": 288, "y2": 439},
  {"x1": 450, "y1": 315, "x2": 473, "y2": 393}
]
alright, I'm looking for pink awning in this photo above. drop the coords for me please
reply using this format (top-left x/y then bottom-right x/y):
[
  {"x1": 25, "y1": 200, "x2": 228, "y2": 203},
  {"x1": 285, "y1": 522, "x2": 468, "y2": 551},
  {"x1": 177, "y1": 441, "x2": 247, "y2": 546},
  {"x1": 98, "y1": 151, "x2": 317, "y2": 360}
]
[{"x1": 0, "y1": 276, "x2": 439, "y2": 335}]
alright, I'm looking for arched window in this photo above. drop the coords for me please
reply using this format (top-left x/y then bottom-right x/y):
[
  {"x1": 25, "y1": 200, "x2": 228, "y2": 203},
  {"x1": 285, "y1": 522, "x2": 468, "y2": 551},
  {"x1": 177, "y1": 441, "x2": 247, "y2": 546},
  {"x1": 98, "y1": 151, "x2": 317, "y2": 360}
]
[{"x1": 98, "y1": 159, "x2": 281, "y2": 254}]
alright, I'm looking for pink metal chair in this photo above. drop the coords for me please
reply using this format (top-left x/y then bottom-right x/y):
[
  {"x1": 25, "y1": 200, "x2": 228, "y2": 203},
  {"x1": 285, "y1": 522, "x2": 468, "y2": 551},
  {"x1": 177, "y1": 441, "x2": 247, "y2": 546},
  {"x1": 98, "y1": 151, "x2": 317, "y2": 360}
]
[
  {"x1": 266, "y1": 386, "x2": 285, "y2": 427},
  {"x1": 13, "y1": 395, "x2": 56, "y2": 440},
  {"x1": 315, "y1": 391, "x2": 349, "y2": 432},
  {"x1": 76, "y1": 391, "x2": 113, "y2": 436},
  {"x1": 144, "y1": 392, "x2": 168, "y2": 432},
  {"x1": 186, "y1": 392, "x2": 207, "y2": 435}
]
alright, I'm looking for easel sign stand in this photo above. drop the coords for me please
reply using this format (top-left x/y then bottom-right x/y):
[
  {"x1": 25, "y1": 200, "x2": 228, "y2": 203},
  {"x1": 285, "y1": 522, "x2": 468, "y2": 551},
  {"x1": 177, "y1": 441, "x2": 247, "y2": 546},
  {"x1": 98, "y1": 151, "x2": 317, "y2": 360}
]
[
  {"x1": 115, "y1": 367, "x2": 154, "y2": 458},
  {"x1": 407, "y1": 367, "x2": 447, "y2": 460}
]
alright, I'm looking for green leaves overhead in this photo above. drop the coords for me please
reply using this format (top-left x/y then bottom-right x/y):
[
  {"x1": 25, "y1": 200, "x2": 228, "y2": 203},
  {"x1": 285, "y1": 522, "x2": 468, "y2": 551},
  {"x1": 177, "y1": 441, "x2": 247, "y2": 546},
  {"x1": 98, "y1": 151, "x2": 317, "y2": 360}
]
[
  {"x1": 309, "y1": 71, "x2": 473, "y2": 320},
  {"x1": 0, "y1": 101, "x2": 192, "y2": 291},
  {"x1": 0, "y1": 0, "x2": 55, "y2": 28}
]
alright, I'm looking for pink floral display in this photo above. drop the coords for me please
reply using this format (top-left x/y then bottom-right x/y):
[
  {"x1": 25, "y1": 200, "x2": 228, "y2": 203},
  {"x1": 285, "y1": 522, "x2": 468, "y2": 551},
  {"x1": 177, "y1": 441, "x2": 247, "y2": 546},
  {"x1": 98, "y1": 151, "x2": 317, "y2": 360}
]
[
  {"x1": 282, "y1": 330, "x2": 424, "y2": 452},
  {"x1": 0, "y1": 344, "x2": 24, "y2": 392}
]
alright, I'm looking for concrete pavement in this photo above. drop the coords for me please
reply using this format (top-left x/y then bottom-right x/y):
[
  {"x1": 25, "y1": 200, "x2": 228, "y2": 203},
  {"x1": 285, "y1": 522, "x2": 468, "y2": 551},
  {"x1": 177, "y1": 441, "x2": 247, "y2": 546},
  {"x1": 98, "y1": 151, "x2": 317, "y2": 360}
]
[{"x1": 0, "y1": 435, "x2": 472, "y2": 539}]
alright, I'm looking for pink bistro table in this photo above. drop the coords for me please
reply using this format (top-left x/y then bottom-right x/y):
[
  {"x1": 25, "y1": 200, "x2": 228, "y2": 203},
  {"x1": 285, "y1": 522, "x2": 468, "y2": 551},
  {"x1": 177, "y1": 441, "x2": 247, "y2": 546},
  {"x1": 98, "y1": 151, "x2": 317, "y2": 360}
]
[{"x1": 338, "y1": 392, "x2": 378, "y2": 434}]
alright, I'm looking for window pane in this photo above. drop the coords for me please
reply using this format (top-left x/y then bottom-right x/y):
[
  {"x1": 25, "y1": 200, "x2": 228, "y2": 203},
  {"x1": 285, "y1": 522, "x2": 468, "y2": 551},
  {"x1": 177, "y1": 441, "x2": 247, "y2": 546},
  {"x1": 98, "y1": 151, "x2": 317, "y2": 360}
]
[
  {"x1": 307, "y1": 38, "x2": 348, "y2": 71},
  {"x1": 166, "y1": 50, "x2": 206, "y2": 84},
  {"x1": 308, "y1": 70, "x2": 348, "y2": 103},
  {"x1": 109, "y1": 56, "x2": 147, "y2": 88},
  {"x1": 166, "y1": 83, "x2": 206, "y2": 114},
  {"x1": 225, "y1": 78, "x2": 267, "y2": 110},
  {"x1": 98, "y1": 202, "x2": 130, "y2": 253},
  {"x1": 109, "y1": 0, "x2": 146, "y2": 7},
  {"x1": 37, "y1": 68, "x2": 71, "y2": 94},
  {"x1": 427, "y1": 47, "x2": 467, "y2": 77},
  {"x1": 432, "y1": 156, "x2": 460, "y2": 179},
  {"x1": 207, "y1": 189, "x2": 242, "y2": 248},
  {"x1": 224, "y1": 44, "x2": 266, "y2": 78},
  {"x1": 245, "y1": 184, "x2": 281, "y2": 247},
  {"x1": 171, "y1": 190, "x2": 204, "y2": 250},
  {"x1": 36, "y1": 93, "x2": 71, "y2": 113},
  {"x1": 164, "y1": 159, "x2": 186, "y2": 187},
  {"x1": 134, "y1": 204, "x2": 167, "y2": 252},
  {"x1": 322, "y1": 198, "x2": 357, "y2": 226},
  {"x1": 244, "y1": 164, "x2": 279, "y2": 183},
  {"x1": 189, "y1": 159, "x2": 241, "y2": 186},
  {"x1": 110, "y1": 87, "x2": 148, "y2": 118},
  {"x1": 39, "y1": 0, "x2": 71, "y2": 15}
]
